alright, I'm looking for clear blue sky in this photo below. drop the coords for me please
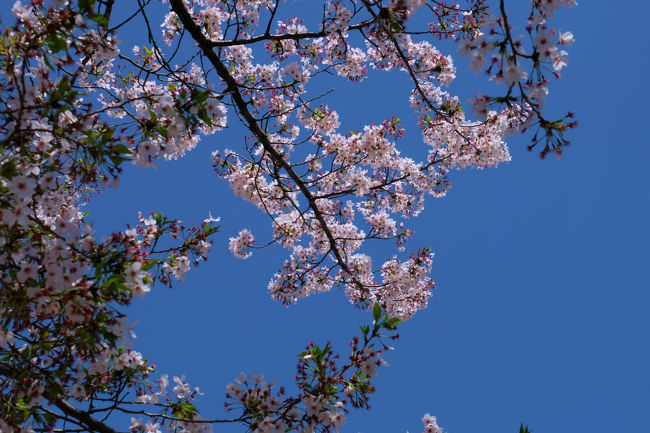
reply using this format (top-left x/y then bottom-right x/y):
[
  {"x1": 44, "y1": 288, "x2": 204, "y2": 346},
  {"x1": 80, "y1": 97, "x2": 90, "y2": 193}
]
[{"x1": 88, "y1": 1, "x2": 650, "y2": 432}]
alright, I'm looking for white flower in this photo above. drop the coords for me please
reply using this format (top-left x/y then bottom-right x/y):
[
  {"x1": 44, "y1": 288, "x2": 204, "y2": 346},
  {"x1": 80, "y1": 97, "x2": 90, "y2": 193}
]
[
  {"x1": 422, "y1": 413, "x2": 443, "y2": 433},
  {"x1": 172, "y1": 375, "x2": 190, "y2": 399},
  {"x1": 229, "y1": 229, "x2": 255, "y2": 259},
  {"x1": 559, "y1": 30, "x2": 575, "y2": 46}
]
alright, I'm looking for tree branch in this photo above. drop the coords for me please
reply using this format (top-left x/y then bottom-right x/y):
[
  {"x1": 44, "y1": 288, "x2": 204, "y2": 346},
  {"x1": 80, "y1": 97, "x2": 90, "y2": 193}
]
[
  {"x1": 53, "y1": 400, "x2": 124, "y2": 433},
  {"x1": 168, "y1": 0, "x2": 360, "y2": 284},
  {"x1": 0, "y1": 364, "x2": 123, "y2": 433}
]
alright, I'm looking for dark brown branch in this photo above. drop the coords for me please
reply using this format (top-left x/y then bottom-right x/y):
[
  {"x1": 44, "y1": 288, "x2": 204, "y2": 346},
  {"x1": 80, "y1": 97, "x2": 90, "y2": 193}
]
[
  {"x1": 208, "y1": 22, "x2": 371, "y2": 47},
  {"x1": 53, "y1": 400, "x2": 124, "y2": 433},
  {"x1": 168, "y1": 0, "x2": 358, "y2": 282},
  {"x1": 0, "y1": 364, "x2": 123, "y2": 433}
]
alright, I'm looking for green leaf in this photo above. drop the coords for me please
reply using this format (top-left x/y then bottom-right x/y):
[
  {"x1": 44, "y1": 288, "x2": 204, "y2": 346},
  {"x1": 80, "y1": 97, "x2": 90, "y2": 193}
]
[
  {"x1": 89, "y1": 13, "x2": 109, "y2": 25},
  {"x1": 142, "y1": 260, "x2": 157, "y2": 271},
  {"x1": 15, "y1": 398, "x2": 28, "y2": 411},
  {"x1": 203, "y1": 224, "x2": 219, "y2": 235},
  {"x1": 156, "y1": 126, "x2": 168, "y2": 139},
  {"x1": 46, "y1": 33, "x2": 66, "y2": 53},
  {"x1": 109, "y1": 155, "x2": 130, "y2": 166},
  {"x1": 198, "y1": 107, "x2": 213, "y2": 127},
  {"x1": 372, "y1": 302, "x2": 382, "y2": 321},
  {"x1": 78, "y1": 0, "x2": 96, "y2": 11},
  {"x1": 383, "y1": 317, "x2": 402, "y2": 329},
  {"x1": 42, "y1": 54, "x2": 55, "y2": 70},
  {"x1": 360, "y1": 325, "x2": 369, "y2": 337},
  {"x1": 42, "y1": 412, "x2": 56, "y2": 426},
  {"x1": 147, "y1": 108, "x2": 157, "y2": 122},
  {"x1": 325, "y1": 384, "x2": 339, "y2": 395},
  {"x1": 113, "y1": 144, "x2": 132, "y2": 155},
  {"x1": 195, "y1": 91, "x2": 210, "y2": 104},
  {"x1": 177, "y1": 402, "x2": 198, "y2": 420}
]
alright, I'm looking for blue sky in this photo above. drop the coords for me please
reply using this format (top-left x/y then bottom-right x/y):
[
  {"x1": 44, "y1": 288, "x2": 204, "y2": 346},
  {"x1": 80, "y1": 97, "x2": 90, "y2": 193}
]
[{"x1": 88, "y1": 1, "x2": 650, "y2": 432}]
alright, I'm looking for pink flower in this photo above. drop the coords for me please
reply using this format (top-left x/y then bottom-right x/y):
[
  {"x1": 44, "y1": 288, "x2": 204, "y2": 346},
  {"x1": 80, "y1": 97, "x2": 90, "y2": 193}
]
[
  {"x1": 422, "y1": 413, "x2": 443, "y2": 433},
  {"x1": 229, "y1": 229, "x2": 255, "y2": 259}
]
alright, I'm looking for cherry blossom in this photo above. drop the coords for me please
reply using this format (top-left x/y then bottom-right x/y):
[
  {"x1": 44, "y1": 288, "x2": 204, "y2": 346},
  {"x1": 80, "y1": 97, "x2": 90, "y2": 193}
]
[{"x1": 0, "y1": 0, "x2": 576, "y2": 432}]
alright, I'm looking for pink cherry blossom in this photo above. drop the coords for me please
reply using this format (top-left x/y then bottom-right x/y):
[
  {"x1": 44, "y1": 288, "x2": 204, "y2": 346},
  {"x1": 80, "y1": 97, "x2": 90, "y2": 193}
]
[{"x1": 0, "y1": 1, "x2": 577, "y2": 432}]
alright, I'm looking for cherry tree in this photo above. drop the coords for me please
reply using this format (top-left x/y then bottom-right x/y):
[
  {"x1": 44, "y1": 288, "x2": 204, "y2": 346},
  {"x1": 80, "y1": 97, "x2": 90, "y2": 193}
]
[{"x1": 0, "y1": 0, "x2": 576, "y2": 432}]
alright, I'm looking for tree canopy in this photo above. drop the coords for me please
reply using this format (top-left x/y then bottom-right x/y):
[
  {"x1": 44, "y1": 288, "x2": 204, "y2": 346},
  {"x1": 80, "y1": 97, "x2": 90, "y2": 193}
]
[{"x1": 0, "y1": 1, "x2": 576, "y2": 432}]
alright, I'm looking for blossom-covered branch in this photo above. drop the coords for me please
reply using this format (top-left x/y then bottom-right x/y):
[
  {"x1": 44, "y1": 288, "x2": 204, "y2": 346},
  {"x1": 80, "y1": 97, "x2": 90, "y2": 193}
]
[{"x1": 0, "y1": 0, "x2": 576, "y2": 432}]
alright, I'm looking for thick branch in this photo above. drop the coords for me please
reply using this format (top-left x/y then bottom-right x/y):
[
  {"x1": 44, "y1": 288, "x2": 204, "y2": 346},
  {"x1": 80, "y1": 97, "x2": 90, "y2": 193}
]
[
  {"x1": 209, "y1": 24, "x2": 369, "y2": 47},
  {"x1": 168, "y1": 0, "x2": 357, "y2": 280},
  {"x1": 53, "y1": 400, "x2": 123, "y2": 433},
  {"x1": 0, "y1": 364, "x2": 122, "y2": 433}
]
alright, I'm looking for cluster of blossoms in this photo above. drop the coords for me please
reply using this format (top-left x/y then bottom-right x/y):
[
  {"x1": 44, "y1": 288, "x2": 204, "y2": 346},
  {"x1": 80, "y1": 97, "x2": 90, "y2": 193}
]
[
  {"x1": 0, "y1": 1, "x2": 220, "y2": 431},
  {"x1": 422, "y1": 413, "x2": 444, "y2": 433},
  {"x1": 160, "y1": 0, "x2": 577, "y2": 321},
  {"x1": 219, "y1": 305, "x2": 399, "y2": 433},
  {"x1": 458, "y1": 0, "x2": 578, "y2": 156},
  {"x1": 100, "y1": 46, "x2": 228, "y2": 168},
  {"x1": 0, "y1": 0, "x2": 575, "y2": 433},
  {"x1": 129, "y1": 374, "x2": 213, "y2": 433}
]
